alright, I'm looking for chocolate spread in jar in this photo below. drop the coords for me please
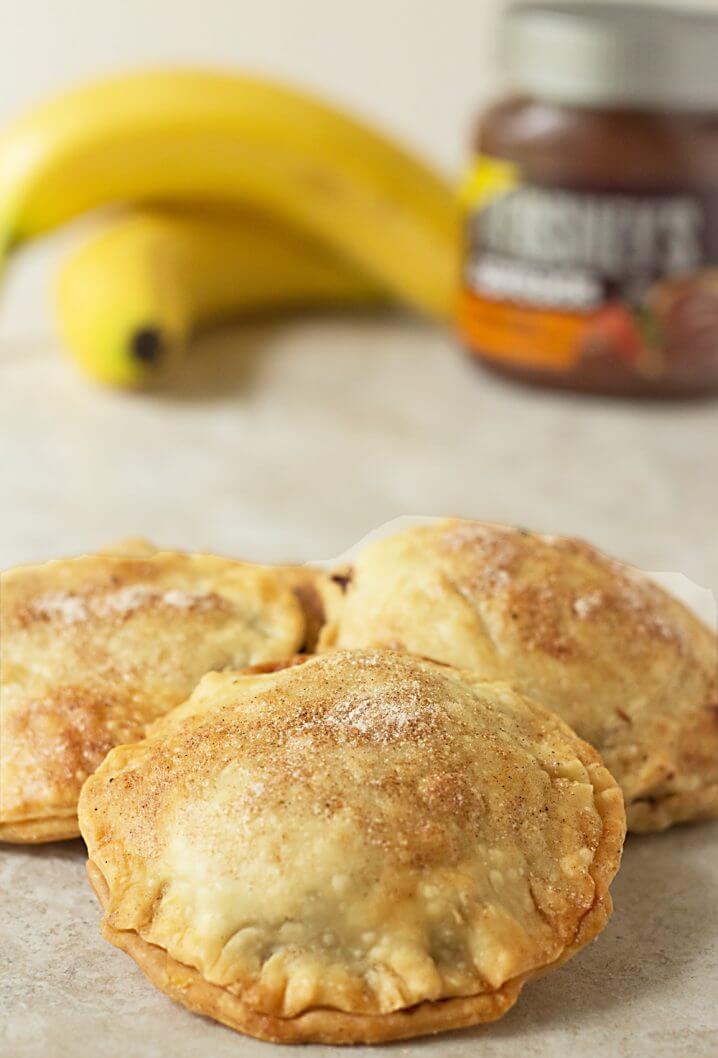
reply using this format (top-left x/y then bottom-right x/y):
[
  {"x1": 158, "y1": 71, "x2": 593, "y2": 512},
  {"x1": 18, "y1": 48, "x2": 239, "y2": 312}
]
[{"x1": 458, "y1": 2, "x2": 718, "y2": 397}]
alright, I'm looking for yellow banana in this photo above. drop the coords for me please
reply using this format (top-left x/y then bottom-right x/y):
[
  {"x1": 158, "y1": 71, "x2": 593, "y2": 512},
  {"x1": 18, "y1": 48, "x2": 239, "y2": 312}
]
[
  {"x1": 54, "y1": 205, "x2": 386, "y2": 388},
  {"x1": 1, "y1": 69, "x2": 459, "y2": 318}
]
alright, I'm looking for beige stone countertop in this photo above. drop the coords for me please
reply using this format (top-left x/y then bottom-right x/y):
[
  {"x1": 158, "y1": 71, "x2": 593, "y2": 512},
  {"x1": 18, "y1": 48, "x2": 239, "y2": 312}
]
[{"x1": 1, "y1": 316, "x2": 717, "y2": 1057}]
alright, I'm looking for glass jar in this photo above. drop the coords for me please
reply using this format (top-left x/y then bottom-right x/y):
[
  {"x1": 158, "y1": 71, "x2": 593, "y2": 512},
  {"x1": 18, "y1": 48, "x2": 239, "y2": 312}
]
[{"x1": 458, "y1": 2, "x2": 718, "y2": 397}]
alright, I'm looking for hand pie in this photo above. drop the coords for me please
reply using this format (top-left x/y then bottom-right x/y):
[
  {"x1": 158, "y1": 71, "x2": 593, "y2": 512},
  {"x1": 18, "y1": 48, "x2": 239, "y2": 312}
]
[
  {"x1": 320, "y1": 519, "x2": 718, "y2": 832},
  {"x1": 79, "y1": 649, "x2": 625, "y2": 1045},
  {"x1": 0, "y1": 550, "x2": 304, "y2": 843}
]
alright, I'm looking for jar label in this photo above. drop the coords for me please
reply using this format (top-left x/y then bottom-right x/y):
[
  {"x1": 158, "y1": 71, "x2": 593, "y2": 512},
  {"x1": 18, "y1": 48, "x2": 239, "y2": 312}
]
[{"x1": 458, "y1": 154, "x2": 718, "y2": 387}]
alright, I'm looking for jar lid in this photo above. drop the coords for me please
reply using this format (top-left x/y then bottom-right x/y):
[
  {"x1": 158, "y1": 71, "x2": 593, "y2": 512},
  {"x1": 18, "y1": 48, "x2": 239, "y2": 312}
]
[{"x1": 504, "y1": 2, "x2": 718, "y2": 111}]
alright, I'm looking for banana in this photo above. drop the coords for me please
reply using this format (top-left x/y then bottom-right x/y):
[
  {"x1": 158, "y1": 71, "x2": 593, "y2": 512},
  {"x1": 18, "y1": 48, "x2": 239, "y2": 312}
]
[
  {"x1": 1, "y1": 69, "x2": 459, "y2": 318},
  {"x1": 54, "y1": 205, "x2": 386, "y2": 387}
]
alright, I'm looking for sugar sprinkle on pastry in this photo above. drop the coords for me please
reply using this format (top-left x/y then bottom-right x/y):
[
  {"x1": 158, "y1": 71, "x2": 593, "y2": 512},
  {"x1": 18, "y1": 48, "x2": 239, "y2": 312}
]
[
  {"x1": 0, "y1": 550, "x2": 305, "y2": 844},
  {"x1": 320, "y1": 519, "x2": 718, "y2": 832},
  {"x1": 79, "y1": 649, "x2": 625, "y2": 1045}
]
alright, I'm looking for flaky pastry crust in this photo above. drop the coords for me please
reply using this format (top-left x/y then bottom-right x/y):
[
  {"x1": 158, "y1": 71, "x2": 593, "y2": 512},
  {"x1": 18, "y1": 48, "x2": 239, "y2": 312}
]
[
  {"x1": 0, "y1": 550, "x2": 304, "y2": 843},
  {"x1": 102, "y1": 538, "x2": 338, "y2": 653},
  {"x1": 80, "y1": 650, "x2": 624, "y2": 1044},
  {"x1": 319, "y1": 519, "x2": 718, "y2": 832}
]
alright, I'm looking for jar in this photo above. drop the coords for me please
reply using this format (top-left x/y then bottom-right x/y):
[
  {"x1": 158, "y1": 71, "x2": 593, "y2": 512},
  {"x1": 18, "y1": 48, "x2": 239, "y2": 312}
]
[{"x1": 458, "y1": 2, "x2": 718, "y2": 397}]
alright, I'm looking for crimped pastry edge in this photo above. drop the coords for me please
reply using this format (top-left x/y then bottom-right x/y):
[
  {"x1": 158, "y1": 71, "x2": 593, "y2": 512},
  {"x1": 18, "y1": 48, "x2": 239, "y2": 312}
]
[
  {"x1": 85, "y1": 756, "x2": 624, "y2": 1045},
  {"x1": 627, "y1": 782, "x2": 718, "y2": 832},
  {"x1": 0, "y1": 813, "x2": 80, "y2": 844}
]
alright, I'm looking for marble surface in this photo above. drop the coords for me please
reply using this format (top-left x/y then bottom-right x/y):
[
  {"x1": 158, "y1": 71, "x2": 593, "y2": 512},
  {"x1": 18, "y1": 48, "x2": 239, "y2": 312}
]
[{"x1": 1, "y1": 316, "x2": 717, "y2": 1057}]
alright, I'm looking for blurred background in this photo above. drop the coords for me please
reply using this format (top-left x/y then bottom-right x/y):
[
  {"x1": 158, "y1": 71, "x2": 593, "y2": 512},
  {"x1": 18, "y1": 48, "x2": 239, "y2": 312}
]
[
  {"x1": 1, "y1": 0, "x2": 711, "y2": 169},
  {"x1": 2, "y1": 0, "x2": 504, "y2": 172},
  {"x1": 0, "y1": 0, "x2": 716, "y2": 599}
]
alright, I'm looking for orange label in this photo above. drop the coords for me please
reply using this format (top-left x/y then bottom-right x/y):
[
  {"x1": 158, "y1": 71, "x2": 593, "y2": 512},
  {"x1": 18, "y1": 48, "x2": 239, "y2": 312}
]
[{"x1": 457, "y1": 290, "x2": 590, "y2": 372}]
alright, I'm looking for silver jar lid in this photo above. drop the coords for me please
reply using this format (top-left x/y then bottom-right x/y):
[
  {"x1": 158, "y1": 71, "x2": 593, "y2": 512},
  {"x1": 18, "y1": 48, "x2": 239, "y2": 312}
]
[{"x1": 504, "y1": 2, "x2": 718, "y2": 111}]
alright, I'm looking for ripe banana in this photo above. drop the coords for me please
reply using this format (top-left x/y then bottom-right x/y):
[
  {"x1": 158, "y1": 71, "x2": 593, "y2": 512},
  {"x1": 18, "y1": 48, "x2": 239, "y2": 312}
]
[
  {"x1": 54, "y1": 206, "x2": 386, "y2": 388},
  {"x1": 1, "y1": 69, "x2": 459, "y2": 318}
]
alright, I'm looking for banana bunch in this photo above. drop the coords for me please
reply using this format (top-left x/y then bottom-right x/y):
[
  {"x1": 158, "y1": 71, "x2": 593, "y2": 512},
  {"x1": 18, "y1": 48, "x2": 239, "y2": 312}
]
[{"x1": 0, "y1": 69, "x2": 459, "y2": 387}]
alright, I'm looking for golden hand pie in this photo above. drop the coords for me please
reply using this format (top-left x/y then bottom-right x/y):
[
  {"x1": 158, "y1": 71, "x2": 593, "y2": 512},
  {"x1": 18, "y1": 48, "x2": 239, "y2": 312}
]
[
  {"x1": 0, "y1": 550, "x2": 304, "y2": 843},
  {"x1": 79, "y1": 649, "x2": 625, "y2": 1045},
  {"x1": 320, "y1": 519, "x2": 718, "y2": 832}
]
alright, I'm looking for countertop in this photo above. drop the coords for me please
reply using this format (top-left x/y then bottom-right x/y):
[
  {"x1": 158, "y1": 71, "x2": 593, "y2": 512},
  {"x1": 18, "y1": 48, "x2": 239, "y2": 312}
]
[{"x1": 1, "y1": 315, "x2": 717, "y2": 1057}]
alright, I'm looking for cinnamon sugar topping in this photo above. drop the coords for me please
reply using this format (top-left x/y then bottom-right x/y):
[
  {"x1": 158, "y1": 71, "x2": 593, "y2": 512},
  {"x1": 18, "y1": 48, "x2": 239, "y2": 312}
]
[{"x1": 19, "y1": 585, "x2": 226, "y2": 625}]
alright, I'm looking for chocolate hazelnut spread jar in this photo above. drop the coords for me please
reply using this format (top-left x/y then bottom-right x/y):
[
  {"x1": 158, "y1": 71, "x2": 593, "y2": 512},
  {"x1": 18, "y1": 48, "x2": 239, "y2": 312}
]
[{"x1": 458, "y1": 2, "x2": 718, "y2": 396}]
